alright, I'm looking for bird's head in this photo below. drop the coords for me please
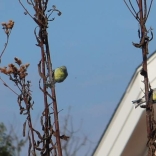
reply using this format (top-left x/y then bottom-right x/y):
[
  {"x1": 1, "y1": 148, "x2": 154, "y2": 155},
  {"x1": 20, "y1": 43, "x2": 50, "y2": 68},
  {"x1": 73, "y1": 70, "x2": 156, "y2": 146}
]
[{"x1": 60, "y1": 66, "x2": 67, "y2": 71}]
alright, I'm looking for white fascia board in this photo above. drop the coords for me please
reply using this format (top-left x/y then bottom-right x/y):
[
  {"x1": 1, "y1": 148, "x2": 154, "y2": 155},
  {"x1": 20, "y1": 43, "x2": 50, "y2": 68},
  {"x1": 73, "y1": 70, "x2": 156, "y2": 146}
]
[
  {"x1": 94, "y1": 71, "x2": 143, "y2": 156},
  {"x1": 94, "y1": 53, "x2": 156, "y2": 156}
]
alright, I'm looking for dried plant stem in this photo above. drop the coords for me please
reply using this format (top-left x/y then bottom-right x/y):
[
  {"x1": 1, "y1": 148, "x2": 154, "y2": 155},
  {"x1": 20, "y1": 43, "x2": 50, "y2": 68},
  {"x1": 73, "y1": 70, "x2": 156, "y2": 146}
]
[
  {"x1": 44, "y1": 32, "x2": 62, "y2": 156},
  {"x1": 138, "y1": 0, "x2": 154, "y2": 146},
  {"x1": 0, "y1": 77, "x2": 18, "y2": 96},
  {"x1": 17, "y1": 0, "x2": 65, "y2": 155},
  {"x1": 27, "y1": 111, "x2": 36, "y2": 155},
  {"x1": 51, "y1": 88, "x2": 62, "y2": 155},
  {"x1": 124, "y1": 0, "x2": 156, "y2": 155},
  {"x1": 138, "y1": 0, "x2": 150, "y2": 135},
  {"x1": 138, "y1": 0, "x2": 155, "y2": 155},
  {"x1": 0, "y1": 35, "x2": 10, "y2": 63},
  {"x1": 41, "y1": 44, "x2": 50, "y2": 155}
]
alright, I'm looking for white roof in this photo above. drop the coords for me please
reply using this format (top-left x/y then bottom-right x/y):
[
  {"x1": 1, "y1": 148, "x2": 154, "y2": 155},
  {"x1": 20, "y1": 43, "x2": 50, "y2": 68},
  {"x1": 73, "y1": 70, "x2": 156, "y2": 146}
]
[{"x1": 93, "y1": 52, "x2": 156, "y2": 156}]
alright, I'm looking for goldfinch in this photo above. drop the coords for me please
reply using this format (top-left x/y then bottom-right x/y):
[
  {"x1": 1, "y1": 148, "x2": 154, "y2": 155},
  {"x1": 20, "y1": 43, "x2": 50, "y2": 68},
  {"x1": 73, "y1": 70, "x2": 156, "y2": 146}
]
[{"x1": 52, "y1": 66, "x2": 68, "y2": 84}]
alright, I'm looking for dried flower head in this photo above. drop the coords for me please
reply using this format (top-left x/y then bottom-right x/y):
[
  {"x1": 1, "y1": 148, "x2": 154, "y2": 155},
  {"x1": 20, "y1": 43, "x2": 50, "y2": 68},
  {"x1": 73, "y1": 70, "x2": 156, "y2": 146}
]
[
  {"x1": 25, "y1": 64, "x2": 30, "y2": 68},
  {"x1": 19, "y1": 73, "x2": 28, "y2": 79},
  {"x1": 6, "y1": 20, "x2": 14, "y2": 29},
  {"x1": 0, "y1": 58, "x2": 30, "y2": 80},
  {"x1": 7, "y1": 68, "x2": 14, "y2": 74},
  {"x1": 14, "y1": 57, "x2": 22, "y2": 66},
  {"x1": 1, "y1": 20, "x2": 14, "y2": 35},
  {"x1": 1, "y1": 22, "x2": 6, "y2": 26},
  {"x1": 0, "y1": 67, "x2": 8, "y2": 75},
  {"x1": 19, "y1": 65, "x2": 26, "y2": 73},
  {"x1": 8, "y1": 64, "x2": 15, "y2": 68}
]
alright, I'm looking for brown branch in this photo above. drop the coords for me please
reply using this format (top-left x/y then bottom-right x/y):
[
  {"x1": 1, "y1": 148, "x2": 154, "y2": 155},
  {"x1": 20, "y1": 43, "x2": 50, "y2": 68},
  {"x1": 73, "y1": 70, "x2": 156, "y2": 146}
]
[
  {"x1": 143, "y1": 0, "x2": 147, "y2": 19},
  {"x1": 39, "y1": 35, "x2": 50, "y2": 156},
  {"x1": 18, "y1": 1, "x2": 63, "y2": 155},
  {"x1": 45, "y1": 36, "x2": 63, "y2": 155},
  {"x1": 124, "y1": 0, "x2": 155, "y2": 155},
  {"x1": 138, "y1": 1, "x2": 151, "y2": 146}
]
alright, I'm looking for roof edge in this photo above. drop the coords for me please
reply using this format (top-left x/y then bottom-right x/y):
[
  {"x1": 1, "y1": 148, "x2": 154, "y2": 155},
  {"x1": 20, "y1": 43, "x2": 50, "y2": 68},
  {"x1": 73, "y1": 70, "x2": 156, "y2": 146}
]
[{"x1": 92, "y1": 51, "x2": 156, "y2": 155}]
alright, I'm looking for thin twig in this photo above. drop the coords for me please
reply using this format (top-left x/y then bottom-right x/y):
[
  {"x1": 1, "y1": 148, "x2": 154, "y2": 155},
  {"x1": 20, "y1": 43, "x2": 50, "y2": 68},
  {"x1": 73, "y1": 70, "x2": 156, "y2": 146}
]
[
  {"x1": 0, "y1": 77, "x2": 18, "y2": 95},
  {"x1": 19, "y1": 0, "x2": 34, "y2": 19},
  {"x1": 124, "y1": 0, "x2": 139, "y2": 21},
  {"x1": 129, "y1": 0, "x2": 137, "y2": 14},
  {"x1": 27, "y1": 0, "x2": 35, "y2": 7},
  {"x1": 136, "y1": 0, "x2": 139, "y2": 6},
  {"x1": 0, "y1": 34, "x2": 10, "y2": 63},
  {"x1": 145, "y1": 0, "x2": 153, "y2": 22}
]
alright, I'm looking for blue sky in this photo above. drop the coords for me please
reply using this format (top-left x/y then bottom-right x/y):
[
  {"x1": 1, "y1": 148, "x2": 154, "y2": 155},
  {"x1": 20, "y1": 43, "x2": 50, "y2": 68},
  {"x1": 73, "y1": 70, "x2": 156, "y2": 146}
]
[{"x1": 0, "y1": 0, "x2": 156, "y2": 155}]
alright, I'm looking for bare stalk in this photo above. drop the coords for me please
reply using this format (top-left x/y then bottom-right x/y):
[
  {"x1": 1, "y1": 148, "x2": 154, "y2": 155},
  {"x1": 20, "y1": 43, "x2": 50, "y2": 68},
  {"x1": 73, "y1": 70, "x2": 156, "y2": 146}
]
[
  {"x1": 124, "y1": 0, "x2": 156, "y2": 155},
  {"x1": 22, "y1": 0, "x2": 63, "y2": 155}
]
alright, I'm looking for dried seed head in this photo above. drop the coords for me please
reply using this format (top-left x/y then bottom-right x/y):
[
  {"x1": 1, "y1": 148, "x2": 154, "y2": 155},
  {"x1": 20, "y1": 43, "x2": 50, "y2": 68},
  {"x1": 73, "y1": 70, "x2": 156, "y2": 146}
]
[
  {"x1": 8, "y1": 64, "x2": 15, "y2": 68},
  {"x1": 7, "y1": 24, "x2": 12, "y2": 29},
  {"x1": 7, "y1": 20, "x2": 14, "y2": 29},
  {"x1": 0, "y1": 58, "x2": 29, "y2": 79},
  {"x1": 2, "y1": 20, "x2": 14, "y2": 30},
  {"x1": 0, "y1": 67, "x2": 8, "y2": 75},
  {"x1": 1, "y1": 22, "x2": 6, "y2": 26},
  {"x1": 20, "y1": 68, "x2": 26, "y2": 73},
  {"x1": 14, "y1": 57, "x2": 22, "y2": 66},
  {"x1": 7, "y1": 67, "x2": 14, "y2": 74},
  {"x1": 19, "y1": 73, "x2": 28, "y2": 79},
  {"x1": 25, "y1": 63, "x2": 30, "y2": 68},
  {"x1": 7, "y1": 68, "x2": 13, "y2": 74},
  {"x1": 9, "y1": 20, "x2": 13, "y2": 23},
  {"x1": 12, "y1": 66, "x2": 18, "y2": 73}
]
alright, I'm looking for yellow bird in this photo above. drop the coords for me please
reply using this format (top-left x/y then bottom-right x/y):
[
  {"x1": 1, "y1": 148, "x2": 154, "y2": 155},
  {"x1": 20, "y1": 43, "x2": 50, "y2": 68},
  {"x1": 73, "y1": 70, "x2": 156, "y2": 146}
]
[
  {"x1": 52, "y1": 66, "x2": 68, "y2": 84},
  {"x1": 152, "y1": 89, "x2": 156, "y2": 102}
]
